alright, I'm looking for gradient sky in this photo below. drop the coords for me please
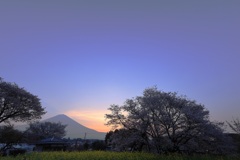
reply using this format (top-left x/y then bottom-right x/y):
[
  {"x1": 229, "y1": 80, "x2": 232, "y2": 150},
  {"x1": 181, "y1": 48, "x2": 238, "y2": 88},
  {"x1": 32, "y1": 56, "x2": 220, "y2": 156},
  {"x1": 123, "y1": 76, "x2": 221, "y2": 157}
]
[{"x1": 1, "y1": 0, "x2": 240, "y2": 132}]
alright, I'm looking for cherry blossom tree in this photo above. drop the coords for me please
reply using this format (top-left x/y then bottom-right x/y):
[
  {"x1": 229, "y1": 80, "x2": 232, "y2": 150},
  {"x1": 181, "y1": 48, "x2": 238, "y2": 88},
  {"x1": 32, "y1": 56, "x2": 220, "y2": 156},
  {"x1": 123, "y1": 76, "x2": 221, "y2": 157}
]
[
  {"x1": 105, "y1": 87, "x2": 234, "y2": 154},
  {"x1": 227, "y1": 117, "x2": 240, "y2": 134},
  {"x1": 0, "y1": 124, "x2": 23, "y2": 152},
  {"x1": 25, "y1": 121, "x2": 67, "y2": 143},
  {"x1": 0, "y1": 78, "x2": 45, "y2": 124}
]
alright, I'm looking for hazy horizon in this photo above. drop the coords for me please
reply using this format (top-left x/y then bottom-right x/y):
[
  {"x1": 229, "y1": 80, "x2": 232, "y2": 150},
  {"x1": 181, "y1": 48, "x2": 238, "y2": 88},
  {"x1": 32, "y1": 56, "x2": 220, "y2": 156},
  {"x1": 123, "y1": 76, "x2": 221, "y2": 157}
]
[{"x1": 1, "y1": 0, "x2": 240, "y2": 132}]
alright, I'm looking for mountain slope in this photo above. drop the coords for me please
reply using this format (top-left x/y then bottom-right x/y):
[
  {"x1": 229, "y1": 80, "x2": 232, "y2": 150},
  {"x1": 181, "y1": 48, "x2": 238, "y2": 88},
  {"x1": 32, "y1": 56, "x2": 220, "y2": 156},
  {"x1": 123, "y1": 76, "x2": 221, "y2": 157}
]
[
  {"x1": 42, "y1": 114, "x2": 106, "y2": 140},
  {"x1": 15, "y1": 114, "x2": 106, "y2": 140}
]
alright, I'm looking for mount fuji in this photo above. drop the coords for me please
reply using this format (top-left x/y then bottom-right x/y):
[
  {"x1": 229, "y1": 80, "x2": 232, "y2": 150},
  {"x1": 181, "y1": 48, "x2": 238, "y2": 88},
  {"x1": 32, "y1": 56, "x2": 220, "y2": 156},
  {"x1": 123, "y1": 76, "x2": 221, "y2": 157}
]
[
  {"x1": 16, "y1": 114, "x2": 106, "y2": 140},
  {"x1": 42, "y1": 114, "x2": 106, "y2": 140}
]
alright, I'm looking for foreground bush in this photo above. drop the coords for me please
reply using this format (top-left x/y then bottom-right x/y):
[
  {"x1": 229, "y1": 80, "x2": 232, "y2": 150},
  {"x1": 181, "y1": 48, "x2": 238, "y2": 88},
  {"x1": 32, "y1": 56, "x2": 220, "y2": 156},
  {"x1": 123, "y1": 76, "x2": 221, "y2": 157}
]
[{"x1": 1, "y1": 151, "x2": 240, "y2": 160}]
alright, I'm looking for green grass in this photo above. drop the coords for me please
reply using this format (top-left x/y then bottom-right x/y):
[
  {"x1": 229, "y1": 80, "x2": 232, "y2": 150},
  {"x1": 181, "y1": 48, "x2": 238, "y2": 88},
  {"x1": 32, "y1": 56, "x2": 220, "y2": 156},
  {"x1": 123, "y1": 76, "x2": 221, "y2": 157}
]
[{"x1": 1, "y1": 151, "x2": 240, "y2": 160}]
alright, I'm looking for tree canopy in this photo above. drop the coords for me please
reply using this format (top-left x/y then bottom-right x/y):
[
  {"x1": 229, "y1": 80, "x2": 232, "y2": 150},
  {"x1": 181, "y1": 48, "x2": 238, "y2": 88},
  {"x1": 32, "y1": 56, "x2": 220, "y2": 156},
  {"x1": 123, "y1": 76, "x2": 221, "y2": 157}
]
[
  {"x1": 227, "y1": 117, "x2": 240, "y2": 134},
  {"x1": 105, "y1": 87, "x2": 234, "y2": 154},
  {"x1": 25, "y1": 121, "x2": 67, "y2": 143},
  {"x1": 0, "y1": 125, "x2": 23, "y2": 152},
  {"x1": 0, "y1": 78, "x2": 46, "y2": 124}
]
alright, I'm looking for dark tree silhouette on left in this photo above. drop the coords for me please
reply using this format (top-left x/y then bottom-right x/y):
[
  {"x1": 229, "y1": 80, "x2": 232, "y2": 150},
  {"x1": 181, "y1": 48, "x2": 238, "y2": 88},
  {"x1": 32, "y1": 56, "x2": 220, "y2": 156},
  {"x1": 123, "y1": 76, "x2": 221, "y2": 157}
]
[
  {"x1": 0, "y1": 77, "x2": 46, "y2": 124},
  {"x1": 0, "y1": 124, "x2": 23, "y2": 152}
]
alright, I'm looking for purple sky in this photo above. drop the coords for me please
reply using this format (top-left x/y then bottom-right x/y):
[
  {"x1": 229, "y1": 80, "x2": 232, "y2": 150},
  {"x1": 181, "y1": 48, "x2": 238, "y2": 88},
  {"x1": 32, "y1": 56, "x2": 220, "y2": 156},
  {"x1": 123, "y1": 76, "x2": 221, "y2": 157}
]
[{"x1": 1, "y1": 0, "x2": 240, "y2": 132}]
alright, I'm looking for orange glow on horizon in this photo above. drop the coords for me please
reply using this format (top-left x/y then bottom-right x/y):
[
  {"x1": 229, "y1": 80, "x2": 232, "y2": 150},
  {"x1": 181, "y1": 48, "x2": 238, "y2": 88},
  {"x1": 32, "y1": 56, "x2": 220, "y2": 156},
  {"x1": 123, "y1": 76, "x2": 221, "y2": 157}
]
[{"x1": 65, "y1": 110, "x2": 111, "y2": 132}]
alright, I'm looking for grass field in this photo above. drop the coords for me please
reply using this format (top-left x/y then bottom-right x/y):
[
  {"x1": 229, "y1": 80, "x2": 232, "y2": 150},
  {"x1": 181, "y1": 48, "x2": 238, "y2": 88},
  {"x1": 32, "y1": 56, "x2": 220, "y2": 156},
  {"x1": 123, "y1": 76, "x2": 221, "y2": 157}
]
[{"x1": 1, "y1": 151, "x2": 240, "y2": 160}]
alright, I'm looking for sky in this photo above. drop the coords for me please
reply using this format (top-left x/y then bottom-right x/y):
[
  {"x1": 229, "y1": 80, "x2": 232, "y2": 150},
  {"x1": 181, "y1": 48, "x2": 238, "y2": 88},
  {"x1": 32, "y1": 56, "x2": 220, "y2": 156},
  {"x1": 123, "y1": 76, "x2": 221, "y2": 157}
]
[{"x1": 0, "y1": 0, "x2": 240, "y2": 132}]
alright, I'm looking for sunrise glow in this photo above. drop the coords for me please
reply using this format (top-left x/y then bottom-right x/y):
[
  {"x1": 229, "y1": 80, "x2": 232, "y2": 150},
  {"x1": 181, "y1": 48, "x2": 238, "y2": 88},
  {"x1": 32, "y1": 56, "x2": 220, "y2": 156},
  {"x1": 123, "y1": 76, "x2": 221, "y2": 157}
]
[{"x1": 65, "y1": 110, "x2": 111, "y2": 132}]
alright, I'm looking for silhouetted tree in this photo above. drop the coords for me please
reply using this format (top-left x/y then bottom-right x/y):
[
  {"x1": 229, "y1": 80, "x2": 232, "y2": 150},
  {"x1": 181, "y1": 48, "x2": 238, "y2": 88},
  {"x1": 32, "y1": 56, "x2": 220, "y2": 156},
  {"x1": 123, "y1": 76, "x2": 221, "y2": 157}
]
[
  {"x1": 91, "y1": 140, "x2": 106, "y2": 150},
  {"x1": 105, "y1": 87, "x2": 235, "y2": 154},
  {"x1": 83, "y1": 141, "x2": 89, "y2": 150},
  {"x1": 0, "y1": 124, "x2": 23, "y2": 152},
  {"x1": 0, "y1": 78, "x2": 45, "y2": 124},
  {"x1": 105, "y1": 130, "x2": 114, "y2": 145},
  {"x1": 108, "y1": 129, "x2": 146, "y2": 152},
  {"x1": 227, "y1": 117, "x2": 240, "y2": 134},
  {"x1": 227, "y1": 117, "x2": 240, "y2": 153},
  {"x1": 25, "y1": 121, "x2": 67, "y2": 143}
]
